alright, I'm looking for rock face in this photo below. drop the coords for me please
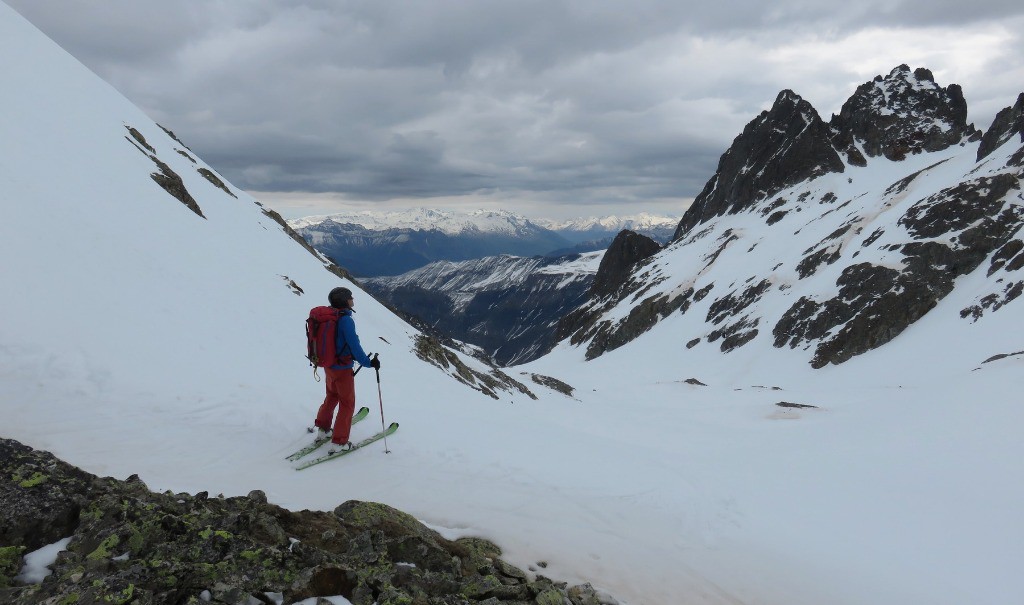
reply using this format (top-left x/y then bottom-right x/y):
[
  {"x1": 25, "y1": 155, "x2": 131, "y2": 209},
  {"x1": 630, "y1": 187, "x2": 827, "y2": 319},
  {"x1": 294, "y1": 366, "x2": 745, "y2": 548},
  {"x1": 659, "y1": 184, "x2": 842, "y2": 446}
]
[
  {"x1": 0, "y1": 438, "x2": 610, "y2": 605},
  {"x1": 978, "y1": 92, "x2": 1024, "y2": 161},
  {"x1": 774, "y1": 172, "x2": 1023, "y2": 368},
  {"x1": 673, "y1": 90, "x2": 846, "y2": 240},
  {"x1": 674, "y1": 66, "x2": 984, "y2": 242},
  {"x1": 830, "y1": 65, "x2": 980, "y2": 164},
  {"x1": 589, "y1": 230, "x2": 662, "y2": 299},
  {"x1": 556, "y1": 230, "x2": 670, "y2": 360}
]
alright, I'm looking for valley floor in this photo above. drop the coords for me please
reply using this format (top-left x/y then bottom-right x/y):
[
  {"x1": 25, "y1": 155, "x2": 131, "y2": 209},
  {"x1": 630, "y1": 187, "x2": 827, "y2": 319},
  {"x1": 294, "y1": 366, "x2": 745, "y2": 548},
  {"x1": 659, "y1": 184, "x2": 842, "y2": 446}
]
[{"x1": 5, "y1": 342, "x2": 1021, "y2": 605}]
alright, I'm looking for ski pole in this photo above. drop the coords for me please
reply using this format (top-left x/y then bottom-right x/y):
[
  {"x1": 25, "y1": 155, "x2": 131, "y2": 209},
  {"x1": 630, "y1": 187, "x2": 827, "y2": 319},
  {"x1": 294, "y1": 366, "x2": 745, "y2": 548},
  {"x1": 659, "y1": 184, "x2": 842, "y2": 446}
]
[{"x1": 373, "y1": 354, "x2": 390, "y2": 454}]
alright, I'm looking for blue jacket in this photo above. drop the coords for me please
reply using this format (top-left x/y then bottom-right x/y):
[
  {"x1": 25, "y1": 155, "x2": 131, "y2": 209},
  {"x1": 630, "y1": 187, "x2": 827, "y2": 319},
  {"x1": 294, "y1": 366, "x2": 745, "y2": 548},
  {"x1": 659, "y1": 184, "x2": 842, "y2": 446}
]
[{"x1": 333, "y1": 309, "x2": 374, "y2": 370}]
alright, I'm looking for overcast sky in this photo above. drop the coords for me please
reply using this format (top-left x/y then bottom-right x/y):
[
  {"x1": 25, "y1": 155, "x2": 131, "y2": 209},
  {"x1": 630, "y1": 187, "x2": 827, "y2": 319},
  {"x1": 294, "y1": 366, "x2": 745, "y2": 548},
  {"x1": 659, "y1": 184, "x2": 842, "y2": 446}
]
[{"x1": 7, "y1": 1, "x2": 1023, "y2": 220}]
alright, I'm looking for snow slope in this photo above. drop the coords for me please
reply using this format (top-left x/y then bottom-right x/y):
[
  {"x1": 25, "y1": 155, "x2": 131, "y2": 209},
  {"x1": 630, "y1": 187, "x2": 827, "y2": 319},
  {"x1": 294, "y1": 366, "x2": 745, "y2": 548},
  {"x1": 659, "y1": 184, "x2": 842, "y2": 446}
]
[{"x1": 2, "y1": 4, "x2": 1023, "y2": 605}]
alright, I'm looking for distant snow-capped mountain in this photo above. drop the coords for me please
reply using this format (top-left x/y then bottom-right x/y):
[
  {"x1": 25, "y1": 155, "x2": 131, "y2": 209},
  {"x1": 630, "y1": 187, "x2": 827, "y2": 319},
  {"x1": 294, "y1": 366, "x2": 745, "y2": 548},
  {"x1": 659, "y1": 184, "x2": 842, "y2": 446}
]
[
  {"x1": 291, "y1": 208, "x2": 545, "y2": 237},
  {"x1": 288, "y1": 208, "x2": 571, "y2": 276},
  {"x1": 536, "y1": 212, "x2": 678, "y2": 250},
  {"x1": 365, "y1": 252, "x2": 602, "y2": 365},
  {"x1": 536, "y1": 212, "x2": 677, "y2": 234}
]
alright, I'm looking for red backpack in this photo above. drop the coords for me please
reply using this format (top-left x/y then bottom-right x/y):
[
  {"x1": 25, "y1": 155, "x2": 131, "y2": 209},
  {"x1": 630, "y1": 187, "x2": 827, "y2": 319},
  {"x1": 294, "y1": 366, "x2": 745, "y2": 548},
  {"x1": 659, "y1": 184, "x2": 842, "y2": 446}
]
[{"x1": 305, "y1": 306, "x2": 352, "y2": 369}]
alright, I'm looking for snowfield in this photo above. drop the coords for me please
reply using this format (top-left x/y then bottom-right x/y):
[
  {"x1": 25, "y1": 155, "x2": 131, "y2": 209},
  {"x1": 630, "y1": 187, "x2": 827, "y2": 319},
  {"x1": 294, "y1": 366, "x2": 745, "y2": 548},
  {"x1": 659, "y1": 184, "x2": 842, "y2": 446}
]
[{"x1": 2, "y1": 3, "x2": 1023, "y2": 605}]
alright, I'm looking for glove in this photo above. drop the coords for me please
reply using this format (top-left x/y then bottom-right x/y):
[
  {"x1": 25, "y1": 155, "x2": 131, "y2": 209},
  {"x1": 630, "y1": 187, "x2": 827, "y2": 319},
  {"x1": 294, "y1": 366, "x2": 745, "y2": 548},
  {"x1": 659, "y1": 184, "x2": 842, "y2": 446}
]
[{"x1": 370, "y1": 356, "x2": 381, "y2": 370}]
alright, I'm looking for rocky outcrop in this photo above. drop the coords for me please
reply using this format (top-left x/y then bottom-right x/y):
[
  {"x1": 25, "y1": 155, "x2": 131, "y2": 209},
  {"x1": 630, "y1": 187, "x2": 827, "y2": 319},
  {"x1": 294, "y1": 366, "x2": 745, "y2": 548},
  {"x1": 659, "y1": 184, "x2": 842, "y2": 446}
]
[
  {"x1": 774, "y1": 173, "x2": 1024, "y2": 367},
  {"x1": 554, "y1": 231, "x2": 668, "y2": 360},
  {"x1": 413, "y1": 334, "x2": 538, "y2": 400},
  {"x1": 260, "y1": 207, "x2": 357, "y2": 284},
  {"x1": 830, "y1": 65, "x2": 980, "y2": 164},
  {"x1": 198, "y1": 168, "x2": 237, "y2": 198},
  {"x1": 148, "y1": 156, "x2": 206, "y2": 219},
  {"x1": 673, "y1": 90, "x2": 845, "y2": 240},
  {"x1": 588, "y1": 231, "x2": 661, "y2": 299},
  {"x1": 0, "y1": 437, "x2": 611, "y2": 605},
  {"x1": 977, "y1": 93, "x2": 1024, "y2": 161},
  {"x1": 578, "y1": 290, "x2": 694, "y2": 360},
  {"x1": 1, "y1": 441, "x2": 97, "y2": 554},
  {"x1": 124, "y1": 125, "x2": 206, "y2": 219}
]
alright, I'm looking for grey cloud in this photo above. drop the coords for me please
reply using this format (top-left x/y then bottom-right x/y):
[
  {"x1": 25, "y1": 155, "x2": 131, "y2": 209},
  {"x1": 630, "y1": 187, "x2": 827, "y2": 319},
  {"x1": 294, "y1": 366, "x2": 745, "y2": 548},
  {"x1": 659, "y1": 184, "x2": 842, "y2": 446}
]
[{"x1": 6, "y1": 0, "x2": 1023, "y2": 217}]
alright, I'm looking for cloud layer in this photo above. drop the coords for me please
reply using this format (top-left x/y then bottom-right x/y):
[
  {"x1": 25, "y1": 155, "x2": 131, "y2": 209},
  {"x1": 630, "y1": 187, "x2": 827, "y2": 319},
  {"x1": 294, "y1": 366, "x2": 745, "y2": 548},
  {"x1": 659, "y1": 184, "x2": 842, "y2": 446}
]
[{"x1": 8, "y1": 0, "x2": 1024, "y2": 218}]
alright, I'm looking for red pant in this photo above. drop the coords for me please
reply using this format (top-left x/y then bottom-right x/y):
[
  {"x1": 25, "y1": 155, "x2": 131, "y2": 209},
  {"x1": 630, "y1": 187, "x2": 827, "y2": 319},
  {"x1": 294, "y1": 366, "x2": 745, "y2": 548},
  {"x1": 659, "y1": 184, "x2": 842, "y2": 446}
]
[{"x1": 315, "y1": 367, "x2": 356, "y2": 444}]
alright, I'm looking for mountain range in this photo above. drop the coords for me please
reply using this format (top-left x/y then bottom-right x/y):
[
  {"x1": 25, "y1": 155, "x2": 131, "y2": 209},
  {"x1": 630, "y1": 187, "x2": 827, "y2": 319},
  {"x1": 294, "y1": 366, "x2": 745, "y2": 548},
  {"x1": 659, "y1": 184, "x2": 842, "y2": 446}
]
[
  {"x1": 3, "y1": 1, "x2": 1023, "y2": 602},
  {"x1": 558, "y1": 65, "x2": 1023, "y2": 372},
  {"x1": 288, "y1": 209, "x2": 676, "y2": 276},
  {"x1": 364, "y1": 252, "x2": 602, "y2": 365},
  {"x1": 534, "y1": 213, "x2": 677, "y2": 254}
]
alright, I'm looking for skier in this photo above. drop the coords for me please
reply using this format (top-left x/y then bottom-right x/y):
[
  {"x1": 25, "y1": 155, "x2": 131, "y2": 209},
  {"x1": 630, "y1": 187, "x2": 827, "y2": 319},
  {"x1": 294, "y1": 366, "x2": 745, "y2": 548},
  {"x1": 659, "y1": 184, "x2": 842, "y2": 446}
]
[{"x1": 314, "y1": 287, "x2": 380, "y2": 454}]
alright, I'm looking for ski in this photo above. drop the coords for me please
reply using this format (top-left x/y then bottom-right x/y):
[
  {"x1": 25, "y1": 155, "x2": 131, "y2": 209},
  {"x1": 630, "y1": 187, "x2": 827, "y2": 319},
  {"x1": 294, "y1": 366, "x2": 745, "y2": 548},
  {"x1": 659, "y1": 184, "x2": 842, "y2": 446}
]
[
  {"x1": 285, "y1": 407, "x2": 370, "y2": 461},
  {"x1": 294, "y1": 422, "x2": 399, "y2": 470}
]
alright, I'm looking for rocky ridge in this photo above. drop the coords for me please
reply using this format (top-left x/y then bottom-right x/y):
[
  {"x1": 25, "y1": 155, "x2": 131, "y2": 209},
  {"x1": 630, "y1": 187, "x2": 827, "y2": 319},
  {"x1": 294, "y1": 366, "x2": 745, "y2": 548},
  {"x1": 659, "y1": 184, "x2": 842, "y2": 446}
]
[
  {"x1": 672, "y1": 89, "x2": 846, "y2": 240},
  {"x1": 829, "y1": 65, "x2": 980, "y2": 165},
  {"x1": 977, "y1": 92, "x2": 1024, "y2": 162},
  {"x1": 556, "y1": 230, "x2": 669, "y2": 360},
  {"x1": 366, "y1": 253, "x2": 601, "y2": 366},
  {"x1": 674, "y1": 65, "x2": 983, "y2": 241},
  {"x1": 0, "y1": 438, "x2": 612, "y2": 605},
  {"x1": 562, "y1": 66, "x2": 1024, "y2": 367}
]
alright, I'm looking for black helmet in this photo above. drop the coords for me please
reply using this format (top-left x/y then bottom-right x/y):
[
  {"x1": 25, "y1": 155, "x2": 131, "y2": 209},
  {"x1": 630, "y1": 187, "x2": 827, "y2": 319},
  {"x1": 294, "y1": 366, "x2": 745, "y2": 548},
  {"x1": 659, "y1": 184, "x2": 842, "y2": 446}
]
[{"x1": 328, "y1": 287, "x2": 353, "y2": 309}]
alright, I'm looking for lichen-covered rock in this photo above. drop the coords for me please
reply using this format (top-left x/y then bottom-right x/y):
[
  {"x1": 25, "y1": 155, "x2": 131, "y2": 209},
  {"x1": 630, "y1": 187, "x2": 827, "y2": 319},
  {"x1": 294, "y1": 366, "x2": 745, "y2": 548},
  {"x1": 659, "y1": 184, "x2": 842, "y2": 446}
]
[
  {"x1": 567, "y1": 582, "x2": 615, "y2": 605},
  {"x1": 0, "y1": 438, "x2": 605, "y2": 605},
  {"x1": 0, "y1": 438, "x2": 96, "y2": 551},
  {"x1": 0, "y1": 545, "x2": 25, "y2": 588}
]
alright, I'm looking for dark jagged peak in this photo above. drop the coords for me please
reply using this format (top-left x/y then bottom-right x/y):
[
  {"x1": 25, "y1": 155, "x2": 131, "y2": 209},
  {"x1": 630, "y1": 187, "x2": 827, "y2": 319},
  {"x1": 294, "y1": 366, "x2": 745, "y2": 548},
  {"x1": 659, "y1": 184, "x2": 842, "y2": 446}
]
[
  {"x1": 589, "y1": 229, "x2": 662, "y2": 299},
  {"x1": 673, "y1": 89, "x2": 845, "y2": 240},
  {"x1": 977, "y1": 92, "x2": 1024, "y2": 161},
  {"x1": 829, "y1": 64, "x2": 981, "y2": 163}
]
